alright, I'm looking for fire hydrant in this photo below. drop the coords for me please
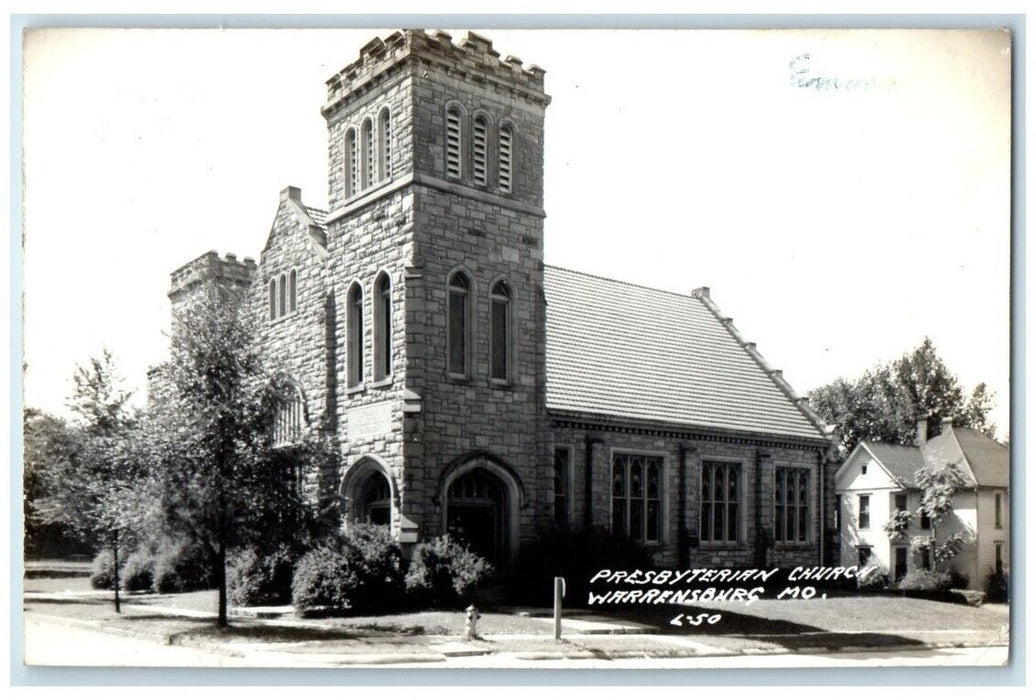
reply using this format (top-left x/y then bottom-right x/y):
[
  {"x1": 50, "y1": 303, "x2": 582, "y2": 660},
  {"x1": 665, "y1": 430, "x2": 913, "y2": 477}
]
[{"x1": 464, "y1": 604, "x2": 479, "y2": 640}]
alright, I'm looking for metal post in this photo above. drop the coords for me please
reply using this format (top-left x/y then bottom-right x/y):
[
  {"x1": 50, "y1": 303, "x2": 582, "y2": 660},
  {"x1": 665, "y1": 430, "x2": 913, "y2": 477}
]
[{"x1": 553, "y1": 576, "x2": 566, "y2": 640}]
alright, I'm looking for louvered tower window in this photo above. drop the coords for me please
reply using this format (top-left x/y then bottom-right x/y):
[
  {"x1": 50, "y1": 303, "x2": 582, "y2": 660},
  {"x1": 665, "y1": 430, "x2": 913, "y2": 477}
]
[
  {"x1": 378, "y1": 107, "x2": 392, "y2": 181},
  {"x1": 498, "y1": 125, "x2": 513, "y2": 192},
  {"x1": 473, "y1": 116, "x2": 488, "y2": 186},
  {"x1": 345, "y1": 128, "x2": 358, "y2": 198},
  {"x1": 446, "y1": 106, "x2": 462, "y2": 180}
]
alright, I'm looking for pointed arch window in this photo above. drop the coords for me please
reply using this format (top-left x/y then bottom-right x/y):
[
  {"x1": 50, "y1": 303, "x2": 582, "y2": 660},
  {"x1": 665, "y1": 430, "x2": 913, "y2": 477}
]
[
  {"x1": 269, "y1": 278, "x2": 277, "y2": 321},
  {"x1": 490, "y1": 280, "x2": 512, "y2": 382},
  {"x1": 446, "y1": 106, "x2": 462, "y2": 180},
  {"x1": 373, "y1": 272, "x2": 392, "y2": 382},
  {"x1": 447, "y1": 271, "x2": 471, "y2": 377},
  {"x1": 289, "y1": 270, "x2": 298, "y2": 313},
  {"x1": 378, "y1": 107, "x2": 392, "y2": 181},
  {"x1": 345, "y1": 128, "x2": 358, "y2": 198},
  {"x1": 498, "y1": 124, "x2": 513, "y2": 193},
  {"x1": 279, "y1": 273, "x2": 287, "y2": 317},
  {"x1": 473, "y1": 115, "x2": 488, "y2": 186},
  {"x1": 273, "y1": 387, "x2": 305, "y2": 447},
  {"x1": 347, "y1": 282, "x2": 364, "y2": 387},
  {"x1": 361, "y1": 118, "x2": 374, "y2": 190}
]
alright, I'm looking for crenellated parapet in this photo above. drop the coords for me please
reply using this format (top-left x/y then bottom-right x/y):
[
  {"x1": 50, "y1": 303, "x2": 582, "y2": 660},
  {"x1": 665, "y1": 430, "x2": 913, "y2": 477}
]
[
  {"x1": 323, "y1": 29, "x2": 549, "y2": 117},
  {"x1": 168, "y1": 249, "x2": 257, "y2": 306}
]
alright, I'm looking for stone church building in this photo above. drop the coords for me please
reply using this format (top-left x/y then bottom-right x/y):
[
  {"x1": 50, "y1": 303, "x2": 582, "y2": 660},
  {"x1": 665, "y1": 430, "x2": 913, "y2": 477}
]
[{"x1": 160, "y1": 30, "x2": 837, "y2": 572}]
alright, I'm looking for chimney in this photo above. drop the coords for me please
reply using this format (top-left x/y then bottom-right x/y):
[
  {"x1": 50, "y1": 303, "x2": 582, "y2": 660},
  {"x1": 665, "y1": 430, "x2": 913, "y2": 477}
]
[
  {"x1": 280, "y1": 185, "x2": 302, "y2": 203},
  {"x1": 914, "y1": 417, "x2": 929, "y2": 446}
]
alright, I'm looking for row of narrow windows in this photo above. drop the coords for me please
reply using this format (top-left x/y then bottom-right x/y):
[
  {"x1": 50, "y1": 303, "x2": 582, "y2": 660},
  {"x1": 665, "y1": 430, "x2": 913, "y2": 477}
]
[
  {"x1": 344, "y1": 107, "x2": 393, "y2": 199},
  {"x1": 445, "y1": 105, "x2": 513, "y2": 193},
  {"x1": 269, "y1": 270, "x2": 298, "y2": 321},
  {"x1": 346, "y1": 272, "x2": 393, "y2": 387},
  {"x1": 447, "y1": 271, "x2": 513, "y2": 382},
  {"x1": 553, "y1": 449, "x2": 814, "y2": 547}
]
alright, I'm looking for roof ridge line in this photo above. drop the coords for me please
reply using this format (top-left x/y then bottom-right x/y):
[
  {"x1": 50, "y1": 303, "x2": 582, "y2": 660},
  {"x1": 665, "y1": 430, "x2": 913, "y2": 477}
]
[{"x1": 544, "y1": 263, "x2": 699, "y2": 300}]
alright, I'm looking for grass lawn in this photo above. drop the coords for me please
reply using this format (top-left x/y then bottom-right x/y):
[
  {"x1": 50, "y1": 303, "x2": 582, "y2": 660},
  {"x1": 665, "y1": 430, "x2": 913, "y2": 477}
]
[{"x1": 23, "y1": 575, "x2": 1010, "y2": 660}]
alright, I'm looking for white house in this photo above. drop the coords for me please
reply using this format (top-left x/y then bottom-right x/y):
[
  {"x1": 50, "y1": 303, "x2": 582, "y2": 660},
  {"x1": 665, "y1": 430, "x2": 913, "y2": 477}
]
[{"x1": 835, "y1": 417, "x2": 1008, "y2": 589}]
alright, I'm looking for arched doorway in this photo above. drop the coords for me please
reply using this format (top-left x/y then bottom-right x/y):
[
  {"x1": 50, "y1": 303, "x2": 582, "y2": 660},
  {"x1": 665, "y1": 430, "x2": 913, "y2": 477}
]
[
  {"x1": 439, "y1": 452, "x2": 524, "y2": 570},
  {"x1": 341, "y1": 457, "x2": 395, "y2": 527},
  {"x1": 446, "y1": 469, "x2": 506, "y2": 566}
]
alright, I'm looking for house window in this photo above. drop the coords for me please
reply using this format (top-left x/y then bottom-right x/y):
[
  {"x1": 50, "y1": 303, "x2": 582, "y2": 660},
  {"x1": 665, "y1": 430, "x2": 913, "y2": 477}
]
[
  {"x1": 446, "y1": 106, "x2": 462, "y2": 180},
  {"x1": 490, "y1": 281, "x2": 512, "y2": 382},
  {"x1": 894, "y1": 493, "x2": 907, "y2": 513},
  {"x1": 921, "y1": 546, "x2": 931, "y2": 570},
  {"x1": 378, "y1": 107, "x2": 392, "y2": 181},
  {"x1": 472, "y1": 115, "x2": 488, "y2": 186},
  {"x1": 447, "y1": 271, "x2": 471, "y2": 377},
  {"x1": 920, "y1": 508, "x2": 931, "y2": 530},
  {"x1": 995, "y1": 541, "x2": 1004, "y2": 574},
  {"x1": 553, "y1": 447, "x2": 570, "y2": 530},
  {"x1": 498, "y1": 124, "x2": 513, "y2": 192},
  {"x1": 361, "y1": 118, "x2": 374, "y2": 190},
  {"x1": 612, "y1": 453, "x2": 663, "y2": 544},
  {"x1": 272, "y1": 389, "x2": 304, "y2": 446},
  {"x1": 347, "y1": 282, "x2": 364, "y2": 387},
  {"x1": 345, "y1": 128, "x2": 358, "y2": 198},
  {"x1": 701, "y1": 460, "x2": 740, "y2": 545},
  {"x1": 289, "y1": 270, "x2": 297, "y2": 313},
  {"x1": 857, "y1": 545, "x2": 872, "y2": 567},
  {"x1": 775, "y1": 467, "x2": 809, "y2": 543},
  {"x1": 269, "y1": 278, "x2": 277, "y2": 321},
  {"x1": 858, "y1": 494, "x2": 870, "y2": 529},
  {"x1": 995, "y1": 492, "x2": 1003, "y2": 529},
  {"x1": 861, "y1": 463, "x2": 867, "y2": 475},
  {"x1": 373, "y1": 272, "x2": 392, "y2": 382}
]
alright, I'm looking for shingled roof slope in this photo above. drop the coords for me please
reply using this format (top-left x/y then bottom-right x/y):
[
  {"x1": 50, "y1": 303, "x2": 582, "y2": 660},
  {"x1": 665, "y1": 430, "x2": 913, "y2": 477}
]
[
  {"x1": 861, "y1": 441, "x2": 928, "y2": 487},
  {"x1": 543, "y1": 265, "x2": 827, "y2": 441},
  {"x1": 922, "y1": 426, "x2": 1009, "y2": 488}
]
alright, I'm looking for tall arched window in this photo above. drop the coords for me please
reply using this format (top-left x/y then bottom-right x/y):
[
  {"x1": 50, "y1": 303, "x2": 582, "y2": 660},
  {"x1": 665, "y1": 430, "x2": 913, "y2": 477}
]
[
  {"x1": 273, "y1": 387, "x2": 305, "y2": 446},
  {"x1": 447, "y1": 271, "x2": 471, "y2": 377},
  {"x1": 345, "y1": 127, "x2": 358, "y2": 198},
  {"x1": 472, "y1": 115, "x2": 488, "y2": 186},
  {"x1": 361, "y1": 118, "x2": 374, "y2": 190},
  {"x1": 269, "y1": 278, "x2": 277, "y2": 321},
  {"x1": 378, "y1": 107, "x2": 392, "y2": 181},
  {"x1": 490, "y1": 281, "x2": 512, "y2": 382},
  {"x1": 347, "y1": 282, "x2": 364, "y2": 387},
  {"x1": 373, "y1": 271, "x2": 392, "y2": 382},
  {"x1": 279, "y1": 273, "x2": 287, "y2": 317},
  {"x1": 289, "y1": 270, "x2": 298, "y2": 313},
  {"x1": 498, "y1": 124, "x2": 513, "y2": 193},
  {"x1": 445, "y1": 105, "x2": 462, "y2": 180}
]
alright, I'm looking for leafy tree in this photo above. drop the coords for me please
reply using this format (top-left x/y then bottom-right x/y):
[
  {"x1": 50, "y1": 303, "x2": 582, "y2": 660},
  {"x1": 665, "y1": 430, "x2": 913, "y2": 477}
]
[
  {"x1": 30, "y1": 350, "x2": 142, "y2": 612},
  {"x1": 911, "y1": 460, "x2": 971, "y2": 572},
  {"x1": 808, "y1": 338, "x2": 995, "y2": 455},
  {"x1": 143, "y1": 287, "x2": 326, "y2": 626}
]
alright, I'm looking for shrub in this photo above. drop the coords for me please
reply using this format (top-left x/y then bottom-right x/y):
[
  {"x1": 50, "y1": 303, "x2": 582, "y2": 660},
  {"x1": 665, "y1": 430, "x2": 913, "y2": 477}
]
[
  {"x1": 946, "y1": 568, "x2": 970, "y2": 590},
  {"x1": 229, "y1": 545, "x2": 295, "y2": 607},
  {"x1": 404, "y1": 535, "x2": 493, "y2": 608},
  {"x1": 120, "y1": 548, "x2": 155, "y2": 592},
  {"x1": 152, "y1": 540, "x2": 217, "y2": 593},
  {"x1": 856, "y1": 555, "x2": 890, "y2": 591},
  {"x1": 509, "y1": 527, "x2": 655, "y2": 605},
  {"x1": 292, "y1": 525, "x2": 404, "y2": 616},
  {"x1": 89, "y1": 548, "x2": 129, "y2": 590},
  {"x1": 897, "y1": 568, "x2": 952, "y2": 591},
  {"x1": 986, "y1": 569, "x2": 1009, "y2": 603}
]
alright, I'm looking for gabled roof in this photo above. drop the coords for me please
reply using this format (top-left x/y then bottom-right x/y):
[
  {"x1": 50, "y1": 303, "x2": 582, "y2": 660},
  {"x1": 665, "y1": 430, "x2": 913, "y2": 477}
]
[
  {"x1": 542, "y1": 265, "x2": 829, "y2": 442},
  {"x1": 923, "y1": 425, "x2": 1008, "y2": 489},
  {"x1": 860, "y1": 441, "x2": 927, "y2": 488},
  {"x1": 304, "y1": 206, "x2": 329, "y2": 227}
]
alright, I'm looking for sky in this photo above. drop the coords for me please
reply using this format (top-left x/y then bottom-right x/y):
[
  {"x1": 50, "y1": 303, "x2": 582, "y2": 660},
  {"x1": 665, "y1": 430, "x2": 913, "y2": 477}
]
[{"x1": 19, "y1": 27, "x2": 1012, "y2": 437}]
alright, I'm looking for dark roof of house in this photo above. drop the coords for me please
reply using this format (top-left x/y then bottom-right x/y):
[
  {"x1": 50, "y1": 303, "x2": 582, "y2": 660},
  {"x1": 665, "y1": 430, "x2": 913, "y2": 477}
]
[
  {"x1": 922, "y1": 425, "x2": 1009, "y2": 488},
  {"x1": 542, "y1": 265, "x2": 828, "y2": 442},
  {"x1": 860, "y1": 441, "x2": 928, "y2": 487}
]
